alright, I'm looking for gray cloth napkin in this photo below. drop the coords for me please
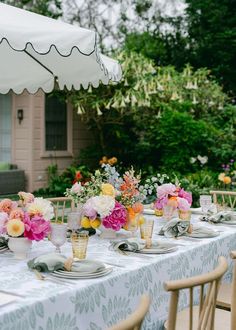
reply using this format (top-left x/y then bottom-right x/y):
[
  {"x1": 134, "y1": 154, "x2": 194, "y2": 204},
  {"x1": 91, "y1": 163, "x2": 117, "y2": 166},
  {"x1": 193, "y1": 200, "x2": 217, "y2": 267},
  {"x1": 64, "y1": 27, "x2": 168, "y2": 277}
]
[
  {"x1": 159, "y1": 218, "x2": 219, "y2": 238},
  {"x1": 159, "y1": 218, "x2": 190, "y2": 238},
  {"x1": 0, "y1": 237, "x2": 8, "y2": 249},
  {"x1": 28, "y1": 253, "x2": 105, "y2": 273},
  {"x1": 110, "y1": 239, "x2": 146, "y2": 252},
  {"x1": 200, "y1": 211, "x2": 236, "y2": 224}
]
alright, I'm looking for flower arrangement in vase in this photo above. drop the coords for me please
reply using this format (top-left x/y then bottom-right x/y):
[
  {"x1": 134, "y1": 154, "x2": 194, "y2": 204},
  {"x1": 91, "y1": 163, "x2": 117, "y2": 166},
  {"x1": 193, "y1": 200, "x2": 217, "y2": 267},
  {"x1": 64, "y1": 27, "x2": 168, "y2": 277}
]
[
  {"x1": 154, "y1": 183, "x2": 192, "y2": 220},
  {"x1": 66, "y1": 165, "x2": 147, "y2": 236},
  {"x1": 0, "y1": 192, "x2": 53, "y2": 258}
]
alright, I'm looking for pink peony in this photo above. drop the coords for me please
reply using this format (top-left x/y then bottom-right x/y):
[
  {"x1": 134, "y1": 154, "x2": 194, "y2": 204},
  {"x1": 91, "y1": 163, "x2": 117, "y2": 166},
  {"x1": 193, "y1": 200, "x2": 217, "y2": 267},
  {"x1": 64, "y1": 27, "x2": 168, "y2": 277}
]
[
  {"x1": 0, "y1": 212, "x2": 8, "y2": 234},
  {"x1": 23, "y1": 213, "x2": 51, "y2": 241},
  {"x1": 178, "y1": 189, "x2": 192, "y2": 206},
  {"x1": 83, "y1": 198, "x2": 97, "y2": 220},
  {"x1": 0, "y1": 199, "x2": 17, "y2": 215},
  {"x1": 154, "y1": 196, "x2": 168, "y2": 210},
  {"x1": 156, "y1": 184, "x2": 177, "y2": 199},
  {"x1": 177, "y1": 197, "x2": 191, "y2": 211},
  {"x1": 9, "y1": 208, "x2": 25, "y2": 221},
  {"x1": 102, "y1": 201, "x2": 127, "y2": 231}
]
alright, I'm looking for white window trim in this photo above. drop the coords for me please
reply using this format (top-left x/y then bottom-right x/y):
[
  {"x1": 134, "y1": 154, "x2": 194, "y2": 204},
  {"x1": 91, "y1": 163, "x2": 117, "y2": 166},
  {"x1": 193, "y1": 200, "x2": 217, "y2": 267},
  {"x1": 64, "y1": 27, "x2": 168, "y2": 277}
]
[{"x1": 40, "y1": 94, "x2": 73, "y2": 158}]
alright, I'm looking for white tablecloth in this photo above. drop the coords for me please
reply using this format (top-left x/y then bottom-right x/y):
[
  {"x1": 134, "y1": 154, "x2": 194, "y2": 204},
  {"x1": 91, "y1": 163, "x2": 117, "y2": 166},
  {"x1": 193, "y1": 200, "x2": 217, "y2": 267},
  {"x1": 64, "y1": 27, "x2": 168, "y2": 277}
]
[{"x1": 0, "y1": 215, "x2": 236, "y2": 330}]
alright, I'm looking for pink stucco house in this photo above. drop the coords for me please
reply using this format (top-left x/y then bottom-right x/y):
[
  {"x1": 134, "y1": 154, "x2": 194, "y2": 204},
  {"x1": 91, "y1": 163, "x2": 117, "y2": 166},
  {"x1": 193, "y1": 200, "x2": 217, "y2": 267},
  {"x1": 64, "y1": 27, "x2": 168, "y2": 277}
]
[{"x1": 0, "y1": 91, "x2": 91, "y2": 192}]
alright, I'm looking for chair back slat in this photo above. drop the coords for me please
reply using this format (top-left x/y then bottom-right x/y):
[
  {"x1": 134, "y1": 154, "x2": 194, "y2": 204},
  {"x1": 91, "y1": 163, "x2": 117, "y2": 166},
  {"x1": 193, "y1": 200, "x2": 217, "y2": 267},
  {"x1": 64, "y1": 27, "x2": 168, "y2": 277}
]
[
  {"x1": 165, "y1": 257, "x2": 228, "y2": 330},
  {"x1": 210, "y1": 190, "x2": 236, "y2": 210},
  {"x1": 47, "y1": 197, "x2": 75, "y2": 222},
  {"x1": 230, "y1": 252, "x2": 236, "y2": 330},
  {"x1": 189, "y1": 287, "x2": 193, "y2": 330}
]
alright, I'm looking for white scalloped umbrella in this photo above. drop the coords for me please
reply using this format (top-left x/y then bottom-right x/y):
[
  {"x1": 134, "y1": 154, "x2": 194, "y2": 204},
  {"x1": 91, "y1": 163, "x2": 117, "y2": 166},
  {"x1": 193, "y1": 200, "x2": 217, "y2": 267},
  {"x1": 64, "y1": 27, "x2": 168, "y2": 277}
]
[{"x1": 0, "y1": 3, "x2": 122, "y2": 94}]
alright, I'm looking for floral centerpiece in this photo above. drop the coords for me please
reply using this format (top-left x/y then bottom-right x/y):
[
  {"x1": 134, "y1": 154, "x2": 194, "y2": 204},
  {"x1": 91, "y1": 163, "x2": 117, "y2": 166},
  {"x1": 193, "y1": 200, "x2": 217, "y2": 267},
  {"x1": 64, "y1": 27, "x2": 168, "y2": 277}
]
[
  {"x1": 0, "y1": 192, "x2": 53, "y2": 258},
  {"x1": 154, "y1": 183, "x2": 192, "y2": 220},
  {"x1": 66, "y1": 165, "x2": 148, "y2": 234}
]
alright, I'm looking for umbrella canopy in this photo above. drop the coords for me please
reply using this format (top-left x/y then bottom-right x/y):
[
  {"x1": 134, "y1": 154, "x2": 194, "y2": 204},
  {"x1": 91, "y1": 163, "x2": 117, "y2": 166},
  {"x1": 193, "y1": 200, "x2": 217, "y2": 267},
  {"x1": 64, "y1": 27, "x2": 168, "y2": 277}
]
[{"x1": 0, "y1": 3, "x2": 122, "y2": 94}]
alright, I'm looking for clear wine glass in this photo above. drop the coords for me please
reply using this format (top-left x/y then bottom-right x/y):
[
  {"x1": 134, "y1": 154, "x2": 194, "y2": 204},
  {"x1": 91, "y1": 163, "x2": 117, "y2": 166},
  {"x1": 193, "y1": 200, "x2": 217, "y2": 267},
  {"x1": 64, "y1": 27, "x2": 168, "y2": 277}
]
[
  {"x1": 50, "y1": 223, "x2": 67, "y2": 253},
  {"x1": 199, "y1": 195, "x2": 212, "y2": 214}
]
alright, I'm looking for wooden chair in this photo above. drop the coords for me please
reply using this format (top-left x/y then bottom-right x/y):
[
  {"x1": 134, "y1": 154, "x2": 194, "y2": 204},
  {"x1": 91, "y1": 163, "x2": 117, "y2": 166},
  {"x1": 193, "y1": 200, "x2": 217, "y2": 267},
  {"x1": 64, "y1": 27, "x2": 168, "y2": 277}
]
[
  {"x1": 216, "y1": 251, "x2": 236, "y2": 313},
  {"x1": 164, "y1": 257, "x2": 228, "y2": 330},
  {"x1": 47, "y1": 197, "x2": 75, "y2": 222},
  {"x1": 107, "y1": 295, "x2": 151, "y2": 330},
  {"x1": 210, "y1": 190, "x2": 236, "y2": 210}
]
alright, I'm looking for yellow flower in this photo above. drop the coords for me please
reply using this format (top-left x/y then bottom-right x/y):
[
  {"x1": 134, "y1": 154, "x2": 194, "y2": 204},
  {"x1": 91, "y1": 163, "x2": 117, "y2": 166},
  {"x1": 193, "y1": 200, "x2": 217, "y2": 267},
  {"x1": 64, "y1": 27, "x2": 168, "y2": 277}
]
[
  {"x1": 81, "y1": 217, "x2": 91, "y2": 229},
  {"x1": 218, "y1": 173, "x2": 225, "y2": 182},
  {"x1": 7, "y1": 219, "x2": 25, "y2": 237},
  {"x1": 223, "y1": 176, "x2": 231, "y2": 184},
  {"x1": 101, "y1": 183, "x2": 115, "y2": 197},
  {"x1": 90, "y1": 218, "x2": 101, "y2": 229}
]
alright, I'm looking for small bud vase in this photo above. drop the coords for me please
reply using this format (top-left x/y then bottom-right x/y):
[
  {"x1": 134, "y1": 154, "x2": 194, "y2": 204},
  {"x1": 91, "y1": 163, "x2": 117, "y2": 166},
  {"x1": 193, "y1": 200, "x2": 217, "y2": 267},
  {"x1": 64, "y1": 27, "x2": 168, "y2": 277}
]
[{"x1": 8, "y1": 237, "x2": 32, "y2": 259}]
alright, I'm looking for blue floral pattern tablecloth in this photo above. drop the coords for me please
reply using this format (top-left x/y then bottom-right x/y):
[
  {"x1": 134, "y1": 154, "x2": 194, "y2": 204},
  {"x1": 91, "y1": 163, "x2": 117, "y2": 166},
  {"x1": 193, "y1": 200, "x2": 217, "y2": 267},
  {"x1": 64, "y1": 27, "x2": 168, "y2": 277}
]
[{"x1": 0, "y1": 215, "x2": 235, "y2": 330}]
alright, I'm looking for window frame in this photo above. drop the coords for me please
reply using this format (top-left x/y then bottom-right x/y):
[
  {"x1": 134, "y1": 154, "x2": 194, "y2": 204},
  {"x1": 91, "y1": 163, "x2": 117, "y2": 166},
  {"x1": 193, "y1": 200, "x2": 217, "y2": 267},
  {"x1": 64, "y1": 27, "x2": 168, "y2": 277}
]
[{"x1": 41, "y1": 94, "x2": 73, "y2": 158}]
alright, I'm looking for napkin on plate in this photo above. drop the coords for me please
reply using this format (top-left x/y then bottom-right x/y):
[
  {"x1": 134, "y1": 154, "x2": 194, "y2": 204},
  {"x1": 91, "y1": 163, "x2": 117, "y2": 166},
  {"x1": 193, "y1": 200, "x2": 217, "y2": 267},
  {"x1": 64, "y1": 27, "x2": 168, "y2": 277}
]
[
  {"x1": 0, "y1": 237, "x2": 8, "y2": 249},
  {"x1": 200, "y1": 211, "x2": 236, "y2": 224},
  {"x1": 28, "y1": 253, "x2": 105, "y2": 273},
  {"x1": 159, "y1": 218, "x2": 190, "y2": 238},
  {"x1": 109, "y1": 239, "x2": 146, "y2": 252},
  {"x1": 159, "y1": 218, "x2": 219, "y2": 238}
]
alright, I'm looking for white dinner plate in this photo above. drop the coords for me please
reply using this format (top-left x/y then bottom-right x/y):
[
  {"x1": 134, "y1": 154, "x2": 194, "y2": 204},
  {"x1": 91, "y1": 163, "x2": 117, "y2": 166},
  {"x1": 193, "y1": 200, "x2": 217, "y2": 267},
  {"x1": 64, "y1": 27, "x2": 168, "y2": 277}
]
[
  {"x1": 51, "y1": 267, "x2": 113, "y2": 279},
  {"x1": 136, "y1": 242, "x2": 178, "y2": 254},
  {"x1": 54, "y1": 268, "x2": 108, "y2": 277}
]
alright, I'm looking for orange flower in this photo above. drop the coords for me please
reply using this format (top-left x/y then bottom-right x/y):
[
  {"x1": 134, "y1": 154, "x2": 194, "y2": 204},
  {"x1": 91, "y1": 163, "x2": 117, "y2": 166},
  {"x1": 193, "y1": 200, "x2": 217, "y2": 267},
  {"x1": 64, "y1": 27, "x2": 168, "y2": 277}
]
[
  {"x1": 223, "y1": 176, "x2": 231, "y2": 184},
  {"x1": 75, "y1": 171, "x2": 82, "y2": 181},
  {"x1": 108, "y1": 157, "x2": 118, "y2": 165},
  {"x1": 127, "y1": 207, "x2": 136, "y2": 220},
  {"x1": 0, "y1": 199, "x2": 16, "y2": 214},
  {"x1": 99, "y1": 156, "x2": 108, "y2": 165},
  {"x1": 167, "y1": 196, "x2": 178, "y2": 208},
  {"x1": 132, "y1": 202, "x2": 143, "y2": 214}
]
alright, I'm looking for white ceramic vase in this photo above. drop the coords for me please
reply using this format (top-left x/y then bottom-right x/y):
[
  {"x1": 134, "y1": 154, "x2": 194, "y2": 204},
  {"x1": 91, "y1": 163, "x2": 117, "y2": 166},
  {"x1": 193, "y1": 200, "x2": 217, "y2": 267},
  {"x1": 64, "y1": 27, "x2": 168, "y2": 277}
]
[
  {"x1": 99, "y1": 225, "x2": 117, "y2": 239},
  {"x1": 8, "y1": 237, "x2": 32, "y2": 259}
]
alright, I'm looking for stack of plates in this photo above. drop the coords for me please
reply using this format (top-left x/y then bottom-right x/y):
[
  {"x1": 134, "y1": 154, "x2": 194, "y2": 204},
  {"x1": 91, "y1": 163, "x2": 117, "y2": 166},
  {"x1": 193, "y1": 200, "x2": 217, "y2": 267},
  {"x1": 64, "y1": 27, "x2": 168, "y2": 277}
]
[
  {"x1": 50, "y1": 266, "x2": 113, "y2": 280},
  {"x1": 0, "y1": 246, "x2": 8, "y2": 253}
]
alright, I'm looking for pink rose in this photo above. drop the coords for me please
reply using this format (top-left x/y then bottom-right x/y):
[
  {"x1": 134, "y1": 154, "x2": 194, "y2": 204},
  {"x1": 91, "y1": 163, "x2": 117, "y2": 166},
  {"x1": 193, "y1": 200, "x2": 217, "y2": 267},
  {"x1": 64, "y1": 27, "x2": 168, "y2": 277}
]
[
  {"x1": 83, "y1": 198, "x2": 97, "y2": 220},
  {"x1": 9, "y1": 208, "x2": 25, "y2": 221},
  {"x1": 23, "y1": 213, "x2": 51, "y2": 241},
  {"x1": 0, "y1": 212, "x2": 8, "y2": 234},
  {"x1": 156, "y1": 184, "x2": 177, "y2": 199},
  {"x1": 102, "y1": 201, "x2": 127, "y2": 231},
  {"x1": 178, "y1": 189, "x2": 192, "y2": 205},
  {"x1": 71, "y1": 182, "x2": 82, "y2": 195},
  {"x1": 177, "y1": 197, "x2": 191, "y2": 211}
]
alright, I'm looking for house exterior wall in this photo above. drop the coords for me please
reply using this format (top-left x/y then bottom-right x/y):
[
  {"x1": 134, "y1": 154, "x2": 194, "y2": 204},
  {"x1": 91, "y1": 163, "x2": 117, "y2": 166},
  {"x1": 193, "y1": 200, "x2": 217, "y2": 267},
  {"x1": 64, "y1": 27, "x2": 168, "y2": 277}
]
[{"x1": 11, "y1": 91, "x2": 92, "y2": 193}]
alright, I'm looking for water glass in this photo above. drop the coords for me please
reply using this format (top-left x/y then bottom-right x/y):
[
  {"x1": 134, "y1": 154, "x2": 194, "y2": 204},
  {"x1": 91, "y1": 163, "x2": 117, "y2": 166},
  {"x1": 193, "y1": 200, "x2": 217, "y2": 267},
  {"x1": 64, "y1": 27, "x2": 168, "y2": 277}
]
[
  {"x1": 140, "y1": 219, "x2": 154, "y2": 248},
  {"x1": 67, "y1": 212, "x2": 80, "y2": 232},
  {"x1": 199, "y1": 195, "x2": 212, "y2": 213},
  {"x1": 71, "y1": 231, "x2": 89, "y2": 260},
  {"x1": 163, "y1": 205, "x2": 175, "y2": 221},
  {"x1": 127, "y1": 213, "x2": 140, "y2": 237},
  {"x1": 50, "y1": 223, "x2": 67, "y2": 253}
]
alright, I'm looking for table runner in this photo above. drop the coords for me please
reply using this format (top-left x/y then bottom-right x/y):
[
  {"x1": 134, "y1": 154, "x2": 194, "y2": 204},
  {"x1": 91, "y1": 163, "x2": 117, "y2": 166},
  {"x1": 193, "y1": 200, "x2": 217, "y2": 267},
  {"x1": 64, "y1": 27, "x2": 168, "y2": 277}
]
[{"x1": 0, "y1": 215, "x2": 235, "y2": 330}]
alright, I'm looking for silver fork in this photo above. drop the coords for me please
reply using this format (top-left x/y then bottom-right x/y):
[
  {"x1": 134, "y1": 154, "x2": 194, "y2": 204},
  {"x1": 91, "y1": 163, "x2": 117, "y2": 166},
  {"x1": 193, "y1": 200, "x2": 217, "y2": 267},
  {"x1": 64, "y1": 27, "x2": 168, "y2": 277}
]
[{"x1": 33, "y1": 270, "x2": 70, "y2": 285}]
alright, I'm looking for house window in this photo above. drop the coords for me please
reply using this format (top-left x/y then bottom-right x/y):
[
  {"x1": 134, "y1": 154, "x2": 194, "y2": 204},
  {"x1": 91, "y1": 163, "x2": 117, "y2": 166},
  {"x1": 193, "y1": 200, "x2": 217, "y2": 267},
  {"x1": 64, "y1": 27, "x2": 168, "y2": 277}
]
[
  {"x1": 45, "y1": 94, "x2": 67, "y2": 151},
  {"x1": 0, "y1": 94, "x2": 11, "y2": 162}
]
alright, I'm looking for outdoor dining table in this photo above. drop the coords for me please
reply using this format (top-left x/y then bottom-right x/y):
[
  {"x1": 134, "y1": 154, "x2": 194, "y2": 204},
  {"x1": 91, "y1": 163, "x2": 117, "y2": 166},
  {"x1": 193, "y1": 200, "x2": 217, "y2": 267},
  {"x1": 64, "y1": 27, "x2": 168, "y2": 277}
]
[{"x1": 0, "y1": 214, "x2": 235, "y2": 330}]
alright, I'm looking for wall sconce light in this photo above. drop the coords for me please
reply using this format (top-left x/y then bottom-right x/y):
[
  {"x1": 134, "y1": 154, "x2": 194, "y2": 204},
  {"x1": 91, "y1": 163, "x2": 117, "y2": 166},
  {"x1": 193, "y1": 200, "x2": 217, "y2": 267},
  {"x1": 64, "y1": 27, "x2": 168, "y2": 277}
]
[{"x1": 17, "y1": 109, "x2": 24, "y2": 124}]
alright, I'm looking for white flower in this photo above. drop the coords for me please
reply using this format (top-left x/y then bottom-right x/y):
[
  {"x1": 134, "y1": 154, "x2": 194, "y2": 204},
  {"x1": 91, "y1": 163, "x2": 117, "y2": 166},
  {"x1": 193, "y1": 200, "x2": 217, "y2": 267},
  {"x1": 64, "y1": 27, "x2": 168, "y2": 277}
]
[
  {"x1": 70, "y1": 182, "x2": 83, "y2": 195},
  {"x1": 197, "y1": 155, "x2": 208, "y2": 165},
  {"x1": 190, "y1": 157, "x2": 197, "y2": 164},
  {"x1": 26, "y1": 198, "x2": 54, "y2": 221},
  {"x1": 91, "y1": 195, "x2": 115, "y2": 218}
]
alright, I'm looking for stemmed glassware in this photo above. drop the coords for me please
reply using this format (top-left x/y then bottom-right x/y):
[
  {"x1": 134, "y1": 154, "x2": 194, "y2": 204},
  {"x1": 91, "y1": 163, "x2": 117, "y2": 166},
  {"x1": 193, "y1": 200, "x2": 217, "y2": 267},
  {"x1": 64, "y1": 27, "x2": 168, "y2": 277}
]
[
  {"x1": 199, "y1": 195, "x2": 212, "y2": 214},
  {"x1": 50, "y1": 223, "x2": 67, "y2": 253}
]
